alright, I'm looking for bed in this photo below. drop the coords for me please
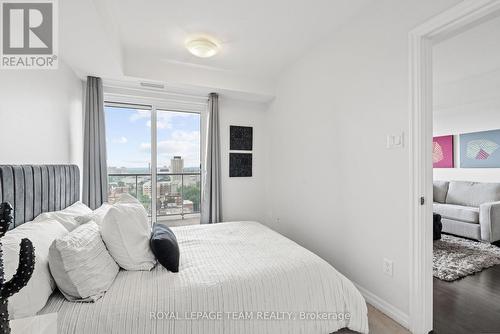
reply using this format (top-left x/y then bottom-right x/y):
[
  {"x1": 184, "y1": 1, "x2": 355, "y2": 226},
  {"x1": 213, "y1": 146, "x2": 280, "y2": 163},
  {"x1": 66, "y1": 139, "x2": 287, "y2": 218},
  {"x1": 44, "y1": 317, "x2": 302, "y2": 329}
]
[{"x1": 0, "y1": 165, "x2": 369, "y2": 334}]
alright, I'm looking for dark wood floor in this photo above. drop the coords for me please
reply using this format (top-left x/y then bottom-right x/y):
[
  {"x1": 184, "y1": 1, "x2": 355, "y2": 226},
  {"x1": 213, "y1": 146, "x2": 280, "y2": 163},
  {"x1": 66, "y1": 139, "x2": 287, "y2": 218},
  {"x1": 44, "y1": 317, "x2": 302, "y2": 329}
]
[{"x1": 433, "y1": 263, "x2": 500, "y2": 334}]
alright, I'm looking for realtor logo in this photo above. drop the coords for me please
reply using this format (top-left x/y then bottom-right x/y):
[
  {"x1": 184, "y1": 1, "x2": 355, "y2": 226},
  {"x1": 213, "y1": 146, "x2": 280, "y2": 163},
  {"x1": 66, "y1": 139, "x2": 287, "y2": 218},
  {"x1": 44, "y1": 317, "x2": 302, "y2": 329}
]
[{"x1": 1, "y1": 0, "x2": 58, "y2": 69}]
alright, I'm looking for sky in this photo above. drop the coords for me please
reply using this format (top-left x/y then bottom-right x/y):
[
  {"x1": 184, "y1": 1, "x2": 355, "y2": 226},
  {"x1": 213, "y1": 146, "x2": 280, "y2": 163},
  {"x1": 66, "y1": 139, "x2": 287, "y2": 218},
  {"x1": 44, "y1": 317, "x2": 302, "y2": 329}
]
[{"x1": 105, "y1": 107, "x2": 201, "y2": 169}]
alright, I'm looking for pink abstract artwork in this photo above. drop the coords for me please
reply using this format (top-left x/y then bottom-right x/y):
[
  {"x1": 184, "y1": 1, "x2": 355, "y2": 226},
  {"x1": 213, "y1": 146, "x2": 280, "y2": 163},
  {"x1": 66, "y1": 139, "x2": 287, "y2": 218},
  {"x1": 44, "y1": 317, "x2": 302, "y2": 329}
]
[{"x1": 433, "y1": 135, "x2": 454, "y2": 168}]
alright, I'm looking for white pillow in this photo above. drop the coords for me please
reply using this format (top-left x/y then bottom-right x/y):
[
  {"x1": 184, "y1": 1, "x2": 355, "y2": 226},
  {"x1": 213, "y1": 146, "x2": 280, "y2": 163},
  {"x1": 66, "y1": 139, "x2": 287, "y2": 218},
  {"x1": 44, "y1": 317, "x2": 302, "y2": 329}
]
[
  {"x1": 49, "y1": 222, "x2": 119, "y2": 302},
  {"x1": 3, "y1": 219, "x2": 68, "y2": 319},
  {"x1": 75, "y1": 194, "x2": 141, "y2": 226},
  {"x1": 101, "y1": 202, "x2": 155, "y2": 271},
  {"x1": 34, "y1": 201, "x2": 92, "y2": 231},
  {"x1": 74, "y1": 203, "x2": 112, "y2": 226}
]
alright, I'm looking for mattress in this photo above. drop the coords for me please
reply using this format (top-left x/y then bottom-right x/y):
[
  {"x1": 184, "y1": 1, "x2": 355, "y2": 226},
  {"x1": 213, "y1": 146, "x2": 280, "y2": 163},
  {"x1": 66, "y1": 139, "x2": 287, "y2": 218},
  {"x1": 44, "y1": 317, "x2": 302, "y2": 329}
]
[{"x1": 39, "y1": 221, "x2": 368, "y2": 333}]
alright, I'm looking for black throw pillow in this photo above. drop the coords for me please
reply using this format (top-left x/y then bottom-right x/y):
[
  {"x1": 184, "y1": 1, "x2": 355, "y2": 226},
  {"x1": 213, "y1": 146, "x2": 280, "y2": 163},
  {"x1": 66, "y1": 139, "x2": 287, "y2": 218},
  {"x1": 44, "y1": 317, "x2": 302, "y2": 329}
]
[{"x1": 150, "y1": 224, "x2": 180, "y2": 272}]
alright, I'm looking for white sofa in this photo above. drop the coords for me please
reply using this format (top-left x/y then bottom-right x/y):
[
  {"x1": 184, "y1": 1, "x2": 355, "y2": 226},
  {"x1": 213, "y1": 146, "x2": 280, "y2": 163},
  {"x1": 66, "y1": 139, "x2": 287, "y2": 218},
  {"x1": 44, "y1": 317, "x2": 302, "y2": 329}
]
[{"x1": 433, "y1": 181, "x2": 500, "y2": 243}]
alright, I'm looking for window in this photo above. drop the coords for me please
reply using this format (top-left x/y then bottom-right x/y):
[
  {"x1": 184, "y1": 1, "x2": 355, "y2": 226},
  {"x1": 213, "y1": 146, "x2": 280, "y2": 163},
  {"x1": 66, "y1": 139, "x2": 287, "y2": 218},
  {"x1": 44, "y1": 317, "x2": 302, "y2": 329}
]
[{"x1": 105, "y1": 102, "x2": 202, "y2": 226}]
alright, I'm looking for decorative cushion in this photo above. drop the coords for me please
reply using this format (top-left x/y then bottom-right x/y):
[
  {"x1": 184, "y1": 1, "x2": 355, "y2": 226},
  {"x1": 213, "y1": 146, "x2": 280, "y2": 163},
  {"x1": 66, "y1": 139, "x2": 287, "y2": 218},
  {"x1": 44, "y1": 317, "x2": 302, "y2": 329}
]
[
  {"x1": 101, "y1": 202, "x2": 156, "y2": 271},
  {"x1": 446, "y1": 181, "x2": 500, "y2": 207},
  {"x1": 433, "y1": 203, "x2": 479, "y2": 224},
  {"x1": 48, "y1": 222, "x2": 119, "y2": 302},
  {"x1": 34, "y1": 201, "x2": 92, "y2": 231},
  {"x1": 3, "y1": 219, "x2": 68, "y2": 319},
  {"x1": 150, "y1": 224, "x2": 180, "y2": 272},
  {"x1": 433, "y1": 181, "x2": 449, "y2": 204}
]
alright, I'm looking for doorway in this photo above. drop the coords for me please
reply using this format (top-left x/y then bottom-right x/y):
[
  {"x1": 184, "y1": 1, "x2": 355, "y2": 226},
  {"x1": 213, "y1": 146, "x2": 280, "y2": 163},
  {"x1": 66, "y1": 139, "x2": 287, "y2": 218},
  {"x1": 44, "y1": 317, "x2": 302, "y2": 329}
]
[
  {"x1": 409, "y1": 1, "x2": 500, "y2": 333},
  {"x1": 432, "y1": 13, "x2": 500, "y2": 334}
]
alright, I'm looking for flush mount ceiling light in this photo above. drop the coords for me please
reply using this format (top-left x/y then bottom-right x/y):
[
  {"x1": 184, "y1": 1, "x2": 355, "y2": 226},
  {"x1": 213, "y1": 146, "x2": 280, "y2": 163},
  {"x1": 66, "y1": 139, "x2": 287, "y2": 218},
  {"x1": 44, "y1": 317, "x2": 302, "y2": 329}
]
[{"x1": 185, "y1": 37, "x2": 219, "y2": 58}]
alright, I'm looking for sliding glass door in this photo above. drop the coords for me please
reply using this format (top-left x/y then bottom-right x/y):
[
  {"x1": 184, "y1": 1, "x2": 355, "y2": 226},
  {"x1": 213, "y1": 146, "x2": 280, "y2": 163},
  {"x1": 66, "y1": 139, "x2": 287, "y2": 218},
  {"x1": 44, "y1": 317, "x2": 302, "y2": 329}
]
[
  {"x1": 105, "y1": 103, "x2": 201, "y2": 225},
  {"x1": 155, "y1": 110, "x2": 201, "y2": 221}
]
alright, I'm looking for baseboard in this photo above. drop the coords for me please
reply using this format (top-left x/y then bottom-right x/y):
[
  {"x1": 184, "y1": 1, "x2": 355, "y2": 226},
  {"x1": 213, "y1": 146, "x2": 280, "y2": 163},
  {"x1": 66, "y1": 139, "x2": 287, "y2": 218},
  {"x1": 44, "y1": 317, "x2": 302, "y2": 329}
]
[{"x1": 353, "y1": 283, "x2": 410, "y2": 330}]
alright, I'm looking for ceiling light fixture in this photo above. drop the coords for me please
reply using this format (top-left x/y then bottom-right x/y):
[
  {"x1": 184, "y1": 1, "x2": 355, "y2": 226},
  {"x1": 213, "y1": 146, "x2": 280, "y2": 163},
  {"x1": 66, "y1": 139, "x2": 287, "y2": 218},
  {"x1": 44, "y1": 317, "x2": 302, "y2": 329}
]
[{"x1": 185, "y1": 37, "x2": 219, "y2": 58}]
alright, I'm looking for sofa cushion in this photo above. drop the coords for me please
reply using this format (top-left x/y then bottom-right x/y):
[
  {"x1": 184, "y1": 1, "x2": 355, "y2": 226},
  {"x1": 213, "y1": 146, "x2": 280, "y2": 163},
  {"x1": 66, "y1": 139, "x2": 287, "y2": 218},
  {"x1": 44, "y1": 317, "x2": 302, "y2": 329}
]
[
  {"x1": 433, "y1": 203, "x2": 479, "y2": 224},
  {"x1": 433, "y1": 181, "x2": 449, "y2": 203},
  {"x1": 446, "y1": 181, "x2": 500, "y2": 207}
]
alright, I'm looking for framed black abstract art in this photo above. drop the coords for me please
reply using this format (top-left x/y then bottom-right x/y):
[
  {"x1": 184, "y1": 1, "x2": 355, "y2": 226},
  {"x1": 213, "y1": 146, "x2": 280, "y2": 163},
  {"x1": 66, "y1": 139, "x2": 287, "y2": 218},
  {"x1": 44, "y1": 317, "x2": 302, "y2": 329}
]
[
  {"x1": 229, "y1": 153, "x2": 252, "y2": 177},
  {"x1": 230, "y1": 126, "x2": 253, "y2": 151}
]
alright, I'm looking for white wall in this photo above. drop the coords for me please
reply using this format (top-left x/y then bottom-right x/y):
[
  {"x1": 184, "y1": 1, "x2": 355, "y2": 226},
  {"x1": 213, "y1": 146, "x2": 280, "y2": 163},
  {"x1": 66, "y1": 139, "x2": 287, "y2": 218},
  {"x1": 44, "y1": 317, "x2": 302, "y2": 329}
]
[
  {"x1": 0, "y1": 61, "x2": 84, "y2": 169},
  {"x1": 219, "y1": 97, "x2": 268, "y2": 223},
  {"x1": 265, "y1": 0, "x2": 460, "y2": 325}
]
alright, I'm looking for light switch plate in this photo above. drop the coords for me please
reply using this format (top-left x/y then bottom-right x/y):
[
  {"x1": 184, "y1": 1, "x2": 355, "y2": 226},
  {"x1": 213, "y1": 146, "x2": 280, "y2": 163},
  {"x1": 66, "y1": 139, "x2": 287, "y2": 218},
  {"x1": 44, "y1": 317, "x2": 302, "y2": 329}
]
[{"x1": 387, "y1": 133, "x2": 404, "y2": 149}]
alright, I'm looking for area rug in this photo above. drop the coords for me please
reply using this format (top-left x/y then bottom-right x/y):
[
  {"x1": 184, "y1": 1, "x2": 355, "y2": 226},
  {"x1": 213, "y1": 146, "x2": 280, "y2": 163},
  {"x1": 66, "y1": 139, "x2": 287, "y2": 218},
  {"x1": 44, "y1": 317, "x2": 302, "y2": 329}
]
[{"x1": 433, "y1": 234, "x2": 500, "y2": 281}]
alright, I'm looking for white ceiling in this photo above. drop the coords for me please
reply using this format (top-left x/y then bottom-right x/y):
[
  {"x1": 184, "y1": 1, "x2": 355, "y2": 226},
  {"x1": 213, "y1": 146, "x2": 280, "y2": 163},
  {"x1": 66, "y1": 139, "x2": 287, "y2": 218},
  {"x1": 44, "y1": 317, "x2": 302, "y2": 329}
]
[
  {"x1": 60, "y1": 0, "x2": 372, "y2": 100},
  {"x1": 433, "y1": 15, "x2": 500, "y2": 113},
  {"x1": 103, "y1": 0, "x2": 371, "y2": 77},
  {"x1": 433, "y1": 14, "x2": 500, "y2": 85}
]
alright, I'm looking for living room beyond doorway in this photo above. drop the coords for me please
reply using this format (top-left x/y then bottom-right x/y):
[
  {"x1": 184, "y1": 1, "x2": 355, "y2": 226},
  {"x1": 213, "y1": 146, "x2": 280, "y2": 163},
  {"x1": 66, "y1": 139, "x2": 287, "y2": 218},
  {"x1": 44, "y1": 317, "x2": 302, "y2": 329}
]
[{"x1": 431, "y1": 13, "x2": 500, "y2": 334}]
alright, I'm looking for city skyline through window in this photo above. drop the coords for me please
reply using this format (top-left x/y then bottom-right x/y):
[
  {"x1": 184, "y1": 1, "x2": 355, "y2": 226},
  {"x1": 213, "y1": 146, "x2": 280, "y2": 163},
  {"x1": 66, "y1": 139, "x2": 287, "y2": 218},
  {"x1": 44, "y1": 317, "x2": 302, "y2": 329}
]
[{"x1": 105, "y1": 107, "x2": 201, "y2": 172}]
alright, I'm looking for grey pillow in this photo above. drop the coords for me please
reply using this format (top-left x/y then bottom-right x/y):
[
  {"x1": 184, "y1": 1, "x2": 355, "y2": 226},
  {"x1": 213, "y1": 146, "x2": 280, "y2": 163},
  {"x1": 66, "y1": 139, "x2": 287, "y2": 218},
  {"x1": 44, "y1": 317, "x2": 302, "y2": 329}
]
[{"x1": 48, "y1": 222, "x2": 119, "y2": 302}]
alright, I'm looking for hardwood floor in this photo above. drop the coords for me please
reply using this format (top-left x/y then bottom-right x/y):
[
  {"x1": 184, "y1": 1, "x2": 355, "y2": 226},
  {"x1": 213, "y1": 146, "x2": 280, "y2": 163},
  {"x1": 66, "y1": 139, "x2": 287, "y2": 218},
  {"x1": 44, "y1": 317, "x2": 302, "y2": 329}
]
[
  {"x1": 433, "y1": 264, "x2": 500, "y2": 334},
  {"x1": 335, "y1": 304, "x2": 409, "y2": 334},
  {"x1": 336, "y1": 262, "x2": 500, "y2": 334}
]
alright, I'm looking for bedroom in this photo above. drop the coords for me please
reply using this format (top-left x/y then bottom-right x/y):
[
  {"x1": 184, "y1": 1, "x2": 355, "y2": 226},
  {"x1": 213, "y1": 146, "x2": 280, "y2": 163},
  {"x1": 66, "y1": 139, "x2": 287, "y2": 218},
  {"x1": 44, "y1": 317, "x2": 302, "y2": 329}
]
[{"x1": 0, "y1": 1, "x2": 498, "y2": 334}]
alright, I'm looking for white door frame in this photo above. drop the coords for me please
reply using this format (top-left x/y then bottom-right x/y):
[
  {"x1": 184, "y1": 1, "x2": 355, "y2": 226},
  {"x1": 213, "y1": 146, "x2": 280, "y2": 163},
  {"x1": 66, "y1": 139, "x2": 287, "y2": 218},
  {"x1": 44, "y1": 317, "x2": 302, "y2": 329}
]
[{"x1": 408, "y1": 1, "x2": 500, "y2": 333}]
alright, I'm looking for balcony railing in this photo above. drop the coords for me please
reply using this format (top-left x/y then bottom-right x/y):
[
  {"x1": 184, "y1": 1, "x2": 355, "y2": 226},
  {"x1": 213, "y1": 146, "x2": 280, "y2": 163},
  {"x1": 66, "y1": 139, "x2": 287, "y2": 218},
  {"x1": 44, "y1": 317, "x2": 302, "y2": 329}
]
[{"x1": 108, "y1": 172, "x2": 201, "y2": 218}]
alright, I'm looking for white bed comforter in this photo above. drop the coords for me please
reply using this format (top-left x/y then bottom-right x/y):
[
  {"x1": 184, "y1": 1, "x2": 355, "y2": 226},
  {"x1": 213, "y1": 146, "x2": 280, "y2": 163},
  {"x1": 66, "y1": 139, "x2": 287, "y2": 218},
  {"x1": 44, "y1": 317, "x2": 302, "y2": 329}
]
[{"x1": 40, "y1": 222, "x2": 368, "y2": 333}]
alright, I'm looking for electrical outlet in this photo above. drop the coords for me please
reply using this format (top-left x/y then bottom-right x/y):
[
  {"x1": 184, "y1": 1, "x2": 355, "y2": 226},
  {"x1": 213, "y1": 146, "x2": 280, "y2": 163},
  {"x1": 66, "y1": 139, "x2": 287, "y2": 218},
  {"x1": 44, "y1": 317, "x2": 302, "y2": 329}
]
[{"x1": 383, "y1": 258, "x2": 393, "y2": 277}]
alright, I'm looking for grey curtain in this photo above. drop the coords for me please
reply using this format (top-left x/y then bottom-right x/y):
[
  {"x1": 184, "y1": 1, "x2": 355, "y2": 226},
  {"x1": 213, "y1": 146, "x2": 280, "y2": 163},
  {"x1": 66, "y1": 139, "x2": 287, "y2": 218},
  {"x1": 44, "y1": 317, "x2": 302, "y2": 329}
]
[
  {"x1": 82, "y1": 76, "x2": 108, "y2": 209},
  {"x1": 201, "y1": 93, "x2": 222, "y2": 223}
]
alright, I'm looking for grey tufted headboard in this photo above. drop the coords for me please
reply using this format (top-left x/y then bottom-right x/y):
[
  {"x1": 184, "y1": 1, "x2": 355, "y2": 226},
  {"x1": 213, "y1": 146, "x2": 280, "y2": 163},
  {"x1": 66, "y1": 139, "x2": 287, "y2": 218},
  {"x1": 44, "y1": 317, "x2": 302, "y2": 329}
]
[{"x1": 0, "y1": 165, "x2": 80, "y2": 229}]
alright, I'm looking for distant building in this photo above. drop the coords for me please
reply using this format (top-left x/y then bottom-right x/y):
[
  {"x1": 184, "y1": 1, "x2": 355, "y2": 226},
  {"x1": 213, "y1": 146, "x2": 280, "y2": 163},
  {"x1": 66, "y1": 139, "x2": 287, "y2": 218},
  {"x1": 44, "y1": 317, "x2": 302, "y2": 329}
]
[
  {"x1": 142, "y1": 182, "x2": 152, "y2": 197},
  {"x1": 142, "y1": 181, "x2": 171, "y2": 197},
  {"x1": 171, "y1": 156, "x2": 184, "y2": 173},
  {"x1": 107, "y1": 186, "x2": 130, "y2": 204},
  {"x1": 171, "y1": 156, "x2": 184, "y2": 182}
]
